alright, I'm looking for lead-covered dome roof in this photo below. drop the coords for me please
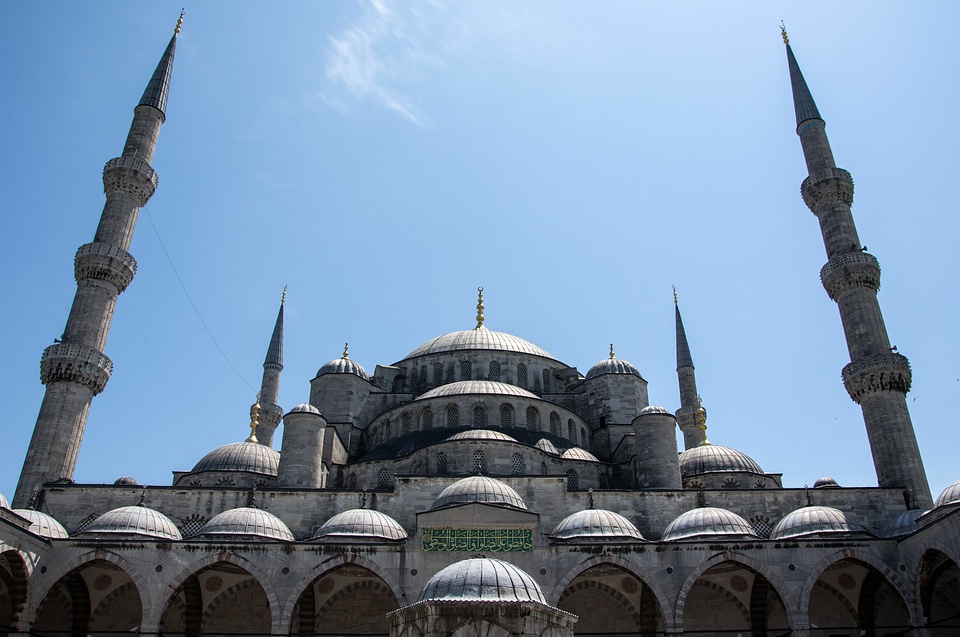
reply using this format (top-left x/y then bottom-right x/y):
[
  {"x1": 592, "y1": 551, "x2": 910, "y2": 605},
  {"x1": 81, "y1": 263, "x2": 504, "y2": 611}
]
[
  {"x1": 78, "y1": 505, "x2": 181, "y2": 540},
  {"x1": 447, "y1": 429, "x2": 518, "y2": 442},
  {"x1": 433, "y1": 476, "x2": 527, "y2": 510},
  {"x1": 586, "y1": 355, "x2": 641, "y2": 380},
  {"x1": 317, "y1": 355, "x2": 369, "y2": 381},
  {"x1": 551, "y1": 509, "x2": 645, "y2": 542},
  {"x1": 313, "y1": 508, "x2": 408, "y2": 542},
  {"x1": 402, "y1": 327, "x2": 557, "y2": 361},
  {"x1": 934, "y1": 479, "x2": 960, "y2": 508},
  {"x1": 417, "y1": 380, "x2": 539, "y2": 401},
  {"x1": 192, "y1": 441, "x2": 280, "y2": 476},
  {"x1": 561, "y1": 447, "x2": 600, "y2": 462},
  {"x1": 418, "y1": 558, "x2": 545, "y2": 603},
  {"x1": 12, "y1": 509, "x2": 69, "y2": 539},
  {"x1": 198, "y1": 507, "x2": 294, "y2": 541},
  {"x1": 770, "y1": 505, "x2": 867, "y2": 540},
  {"x1": 883, "y1": 509, "x2": 925, "y2": 538},
  {"x1": 661, "y1": 507, "x2": 757, "y2": 541},
  {"x1": 679, "y1": 444, "x2": 764, "y2": 478}
]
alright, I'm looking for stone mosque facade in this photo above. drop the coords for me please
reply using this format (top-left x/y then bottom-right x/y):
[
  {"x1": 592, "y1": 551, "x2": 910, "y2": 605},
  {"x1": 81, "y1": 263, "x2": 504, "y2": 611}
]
[{"x1": 1, "y1": 19, "x2": 959, "y2": 637}]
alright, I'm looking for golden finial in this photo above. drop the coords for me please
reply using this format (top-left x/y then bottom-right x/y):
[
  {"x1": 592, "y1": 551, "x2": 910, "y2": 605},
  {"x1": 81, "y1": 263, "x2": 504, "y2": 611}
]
[
  {"x1": 695, "y1": 396, "x2": 710, "y2": 446},
  {"x1": 175, "y1": 9, "x2": 184, "y2": 35},
  {"x1": 673, "y1": 285, "x2": 678, "y2": 305},
  {"x1": 609, "y1": 343, "x2": 615, "y2": 359},
  {"x1": 246, "y1": 398, "x2": 261, "y2": 443},
  {"x1": 281, "y1": 285, "x2": 287, "y2": 305},
  {"x1": 342, "y1": 342, "x2": 349, "y2": 359},
  {"x1": 780, "y1": 21, "x2": 789, "y2": 45},
  {"x1": 475, "y1": 287, "x2": 485, "y2": 329}
]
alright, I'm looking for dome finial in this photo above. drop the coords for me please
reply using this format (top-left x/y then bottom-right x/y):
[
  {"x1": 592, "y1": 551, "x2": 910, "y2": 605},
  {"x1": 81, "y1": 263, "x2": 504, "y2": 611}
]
[
  {"x1": 475, "y1": 287, "x2": 485, "y2": 329},
  {"x1": 609, "y1": 343, "x2": 615, "y2": 359},
  {"x1": 175, "y1": 9, "x2": 184, "y2": 35},
  {"x1": 246, "y1": 398, "x2": 261, "y2": 443},
  {"x1": 673, "y1": 285, "x2": 678, "y2": 305},
  {"x1": 780, "y1": 21, "x2": 789, "y2": 45},
  {"x1": 696, "y1": 396, "x2": 710, "y2": 446},
  {"x1": 280, "y1": 285, "x2": 287, "y2": 305},
  {"x1": 342, "y1": 342, "x2": 349, "y2": 359}
]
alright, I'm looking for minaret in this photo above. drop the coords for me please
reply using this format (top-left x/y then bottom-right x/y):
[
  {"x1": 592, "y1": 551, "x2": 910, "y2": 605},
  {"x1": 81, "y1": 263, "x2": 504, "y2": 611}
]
[
  {"x1": 13, "y1": 17, "x2": 182, "y2": 507},
  {"x1": 673, "y1": 288, "x2": 703, "y2": 450},
  {"x1": 252, "y1": 289, "x2": 285, "y2": 448},
  {"x1": 784, "y1": 28, "x2": 932, "y2": 508}
]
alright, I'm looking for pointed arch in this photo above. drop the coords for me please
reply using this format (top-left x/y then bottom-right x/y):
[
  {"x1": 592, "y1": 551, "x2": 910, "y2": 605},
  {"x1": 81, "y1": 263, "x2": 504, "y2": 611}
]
[
  {"x1": 0, "y1": 550, "x2": 30, "y2": 636},
  {"x1": 917, "y1": 549, "x2": 960, "y2": 636}
]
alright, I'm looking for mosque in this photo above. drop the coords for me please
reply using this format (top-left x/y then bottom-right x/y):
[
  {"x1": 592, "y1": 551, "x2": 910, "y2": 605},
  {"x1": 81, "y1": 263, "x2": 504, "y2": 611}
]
[{"x1": 1, "y1": 17, "x2": 958, "y2": 637}]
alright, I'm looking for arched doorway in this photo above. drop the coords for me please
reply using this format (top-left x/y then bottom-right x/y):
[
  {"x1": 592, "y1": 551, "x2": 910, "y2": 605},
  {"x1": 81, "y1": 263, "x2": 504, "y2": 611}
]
[
  {"x1": 557, "y1": 564, "x2": 663, "y2": 637},
  {"x1": 33, "y1": 559, "x2": 142, "y2": 637},
  {"x1": 918, "y1": 550, "x2": 960, "y2": 637},
  {"x1": 0, "y1": 551, "x2": 28, "y2": 637},
  {"x1": 290, "y1": 564, "x2": 399, "y2": 637},
  {"x1": 160, "y1": 562, "x2": 271, "y2": 636},
  {"x1": 808, "y1": 558, "x2": 910, "y2": 637},
  {"x1": 682, "y1": 561, "x2": 789, "y2": 636}
]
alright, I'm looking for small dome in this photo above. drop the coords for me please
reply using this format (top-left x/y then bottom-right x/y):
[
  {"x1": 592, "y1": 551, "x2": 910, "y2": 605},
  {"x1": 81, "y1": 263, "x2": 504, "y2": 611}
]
[
  {"x1": 191, "y1": 441, "x2": 280, "y2": 476},
  {"x1": 561, "y1": 447, "x2": 600, "y2": 462},
  {"x1": 113, "y1": 476, "x2": 138, "y2": 486},
  {"x1": 447, "y1": 429, "x2": 518, "y2": 443},
  {"x1": 403, "y1": 329, "x2": 557, "y2": 362},
  {"x1": 12, "y1": 509, "x2": 69, "y2": 539},
  {"x1": 638, "y1": 405, "x2": 670, "y2": 416},
  {"x1": 586, "y1": 357, "x2": 641, "y2": 380},
  {"x1": 78, "y1": 505, "x2": 181, "y2": 540},
  {"x1": 288, "y1": 403, "x2": 321, "y2": 415},
  {"x1": 813, "y1": 476, "x2": 840, "y2": 489},
  {"x1": 418, "y1": 558, "x2": 545, "y2": 603},
  {"x1": 934, "y1": 479, "x2": 960, "y2": 508},
  {"x1": 0, "y1": 491, "x2": 8, "y2": 509},
  {"x1": 317, "y1": 356, "x2": 369, "y2": 380},
  {"x1": 433, "y1": 476, "x2": 527, "y2": 510},
  {"x1": 198, "y1": 507, "x2": 294, "y2": 541},
  {"x1": 551, "y1": 509, "x2": 645, "y2": 542},
  {"x1": 770, "y1": 506, "x2": 867, "y2": 540},
  {"x1": 661, "y1": 507, "x2": 757, "y2": 541},
  {"x1": 679, "y1": 444, "x2": 764, "y2": 478},
  {"x1": 535, "y1": 439, "x2": 560, "y2": 455},
  {"x1": 417, "y1": 381, "x2": 538, "y2": 401},
  {"x1": 313, "y1": 509, "x2": 408, "y2": 542},
  {"x1": 883, "y1": 509, "x2": 926, "y2": 538}
]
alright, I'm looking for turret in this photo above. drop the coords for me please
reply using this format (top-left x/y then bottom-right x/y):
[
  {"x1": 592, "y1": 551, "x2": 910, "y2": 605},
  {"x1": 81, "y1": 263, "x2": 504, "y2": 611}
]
[
  {"x1": 784, "y1": 27, "x2": 931, "y2": 508},
  {"x1": 673, "y1": 290, "x2": 703, "y2": 450},
  {"x1": 252, "y1": 289, "x2": 285, "y2": 447},
  {"x1": 14, "y1": 16, "x2": 182, "y2": 507},
  {"x1": 277, "y1": 404, "x2": 328, "y2": 488},
  {"x1": 632, "y1": 406, "x2": 681, "y2": 489}
]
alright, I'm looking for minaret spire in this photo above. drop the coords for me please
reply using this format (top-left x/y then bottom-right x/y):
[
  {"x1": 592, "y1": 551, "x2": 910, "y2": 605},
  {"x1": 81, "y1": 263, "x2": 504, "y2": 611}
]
[
  {"x1": 786, "y1": 35, "x2": 931, "y2": 508},
  {"x1": 14, "y1": 19, "x2": 182, "y2": 507},
  {"x1": 253, "y1": 288, "x2": 286, "y2": 448},
  {"x1": 673, "y1": 288, "x2": 702, "y2": 450}
]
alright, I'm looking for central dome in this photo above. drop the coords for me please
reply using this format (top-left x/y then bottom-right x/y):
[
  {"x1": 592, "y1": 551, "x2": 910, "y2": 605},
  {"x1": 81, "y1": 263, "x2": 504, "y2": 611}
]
[
  {"x1": 418, "y1": 558, "x2": 545, "y2": 603},
  {"x1": 401, "y1": 327, "x2": 557, "y2": 361}
]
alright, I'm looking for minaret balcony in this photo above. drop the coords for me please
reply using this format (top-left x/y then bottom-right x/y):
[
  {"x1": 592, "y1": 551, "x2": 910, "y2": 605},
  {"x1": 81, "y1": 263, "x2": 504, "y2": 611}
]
[
  {"x1": 102, "y1": 156, "x2": 158, "y2": 206},
  {"x1": 801, "y1": 167, "x2": 854, "y2": 214},
  {"x1": 74, "y1": 242, "x2": 138, "y2": 292},
  {"x1": 842, "y1": 353, "x2": 912, "y2": 403},
  {"x1": 40, "y1": 344, "x2": 113, "y2": 394},
  {"x1": 820, "y1": 252, "x2": 881, "y2": 300}
]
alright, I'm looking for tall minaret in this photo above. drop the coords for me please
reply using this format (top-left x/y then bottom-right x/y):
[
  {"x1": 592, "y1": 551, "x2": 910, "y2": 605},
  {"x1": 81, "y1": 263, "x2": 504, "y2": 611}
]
[
  {"x1": 13, "y1": 17, "x2": 182, "y2": 507},
  {"x1": 252, "y1": 289, "x2": 285, "y2": 448},
  {"x1": 673, "y1": 289, "x2": 703, "y2": 451},
  {"x1": 784, "y1": 28, "x2": 931, "y2": 508}
]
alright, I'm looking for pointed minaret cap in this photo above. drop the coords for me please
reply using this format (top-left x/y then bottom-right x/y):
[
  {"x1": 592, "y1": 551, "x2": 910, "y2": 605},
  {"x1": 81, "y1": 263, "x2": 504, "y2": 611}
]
[
  {"x1": 264, "y1": 287, "x2": 285, "y2": 368},
  {"x1": 782, "y1": 24, "x2": 823, "y2": 128},
  {"x1": 674, "y1": 287, "x2": 694, "y2": 369},
  {"x1": 138, "y1": 11, "x2": 183, "y2": 119}
]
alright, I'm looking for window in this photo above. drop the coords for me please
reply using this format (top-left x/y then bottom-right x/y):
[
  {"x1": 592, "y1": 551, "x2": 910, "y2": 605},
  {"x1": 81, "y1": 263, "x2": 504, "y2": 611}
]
[
  {"x1": 347, "y1": 473, "x2": 358, "y2": 489},
  {"x1": 598, "y1": 473, "x2": 608, "y2": 488},
  {"x1": 392, "y1": 375, "x2": 405, "y2": 392},
  {"x1": 473, "y1": 405, "x2": 487, "y2": 427},
  {"x1": 750, "y1": 515, "x2": 773, "y2": 538},
  {"x1": 436, "y1": 453, "x2": 448, "y2": 475},
  {"x1": 580, "y1": 427, "x2": 587, "y2": 446},
  {"x1": 460, "y1": 359, "x2": 472, "y2": 381},
  {"x1": 401, "y1": 413, "x2": 411, "y2": 435},
  {"x1": 421, "y1": 408, "x2": 433, "y2": 430},
  {"x1": 179, "y1": 514, "x2": 207, "y2": 539},
  {"x1": 526, "y1": 407, "x2": 539, "y2": 431},
  {"x1": 488, "y1": 360, "x2": 501, "y2": 381},
  {"x1": 550, "y1": 412, "x2": 560, "y2": 436},
  {"x1": 433, "y1": 362, "x2": 444, "y2": 386},
  {"x1": 446, "y1": 405, "x2": 459, "y2": 427},
  {"x1": 566, "y1": 470, "x2": 579, "y2": 490},
  {"x1": 516, "y1": 363, "x2": 527, "y2": 387},
  {"x1": 567, "y1": 420, "x2": 576, "y2": 442},
  {"x1": 473, "y1": 450, "x2": 486, "y2": 474},
  {"x1": 500, "y1": 404, "x2": 514, "y2": 427},
  {"x1": 377, "y1": 469, "x2": 393, "y2": 489},
  {"x1": 511, "y1": 453, "x2": 524, "y2": 475},
  {"x1": 540, "y1": 462, "x2": 548, "y2": 475},
  {"x1": 542, "y1": 369, "x2": 550, "y2": 392}
]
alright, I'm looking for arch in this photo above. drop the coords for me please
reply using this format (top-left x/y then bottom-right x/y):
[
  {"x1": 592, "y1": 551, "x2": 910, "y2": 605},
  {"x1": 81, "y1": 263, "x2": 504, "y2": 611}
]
[
  {"x1": 473, "y1": 450, "x2": 486, "y2": 474},
  {"x1": 347, "y1": 473, "x2": 358, "y2": 489},
  {"x1": 516, "y1": 363, "x2": 527, "y2": 388},
  {"x1": 459, "y1": 359, "x2": 472, "y2": 381},
  {"x1": 549, "y1": 412, "x2": 560, "y2": 436},
  {"x1": 446, "y1": 404, "x2": 460, "y2": 428},
  {"x1": 499, "y1": 403, "x2": 514, "y2": 427},
  {"x1": 567, "y1": 419, "x2": 576, "y2": 442},
  {"x1": 917, "y1": 549, "x2": 960, "y2": 636},
  {"x1": 473, "y1": 404, "x2": 487, "y2": 427},
  {"x1": 436, "y1": 452, "x2": 448, "y2": 475},
  {"x1": 450, "y1": 619, "x2": 511, "y2": 637},
  {"x1": 511, "y1": 453, "x2": 525, "y2": 475},
  {"x1": 392, "y1": 375, "x2": 405, "y2": 392},
  {"x1": 525, "y1": 407, "x2": 540, "y2": 431},
  {"x1": 488, "y1": 360, "x2": 501, "y2": 381},
  {"x1": 432, "y1": 362, "x2": 444, "y2": 386},
  {"x1": 421, "y1": 408, "x2": 433, "y2": 431},
  {"x1": 400, "y1": 412, "x2": 411, "y2": 435},
  {"x1": 0, "y1": 550, "x2": 29, "y2": 635},
  {"x1": 565, "y1": 470, "x2": 579, "y2": 490}
]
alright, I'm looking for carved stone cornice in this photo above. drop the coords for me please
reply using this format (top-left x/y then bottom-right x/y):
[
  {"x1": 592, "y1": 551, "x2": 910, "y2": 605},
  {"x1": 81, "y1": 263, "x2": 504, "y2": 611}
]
[
  {"x1": 102, "y1": 156, "x2": 158, "y2": 206},
  {"x1": 801, "y1": 167, "x2": 854, "y2": 214},
  {"x1": 74, "y1": 242, "x2": 137, "y2": 292},
  {"x1": 820, "y1": 252, "x2": 880, "y2": 300},
  {"x1": 40, "y1": 344, "x2": 113, "y2": 394},
  {"x1": 842, "y1": 353, "x2": 912, "y2": 403}
]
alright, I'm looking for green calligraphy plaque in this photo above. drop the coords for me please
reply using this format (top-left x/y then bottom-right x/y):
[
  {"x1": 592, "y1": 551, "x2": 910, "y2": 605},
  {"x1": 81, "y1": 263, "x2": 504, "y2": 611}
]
[{"x1": 422, "y1": 528, "x2": 533, "y2": 552}]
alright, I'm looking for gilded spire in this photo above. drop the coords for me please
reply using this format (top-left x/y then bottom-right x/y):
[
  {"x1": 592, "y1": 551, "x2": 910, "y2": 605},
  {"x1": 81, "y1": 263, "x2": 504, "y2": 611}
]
[
  {"x1": 475, "y1": 287, "x2": 486, "y2": 330},
  {"x1": 696, "y1": 398, "x2": 710, "y2": 446},
  {"x1": 673, "y1": 285, "x2": 678, "y2": 305},
  {"x1": 780, "y1": 21, "x2": 789, "y2": 45},
  {"x1": 609, "y1": 343, "x2": 615, "y2": 359},
  {"x1": 342, "y1": 342, "x2": 350, "y2": 359},
  {"x1": 281, "y1": 285, "x2": 287, "y2": 305},
  {"x1": 245, "y1": 399, "x2": 261, "y2": 443},
  {"x1": 175, "y1": 9, "x2": 184, "y2": 35}
]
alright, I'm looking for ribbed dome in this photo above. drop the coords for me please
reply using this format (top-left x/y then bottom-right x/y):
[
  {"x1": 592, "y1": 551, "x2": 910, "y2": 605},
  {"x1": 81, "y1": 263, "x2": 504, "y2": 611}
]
[
  {"x1": 661, "y1": 507, "x2": 757, "y2": 541},
  {"x1": 12, "y1": 509, "x2": 69, "y2": 539},
  {"x1": 679, "y1": 444, "x2": 764, "y2": 478},
  {"x1": 561, "y1": 447, "x2": 599, "y2": 462},
  {"x1": 78, "y1": 505, "x2": 181, "y2": 540},
  {"x1": 883, "y1": 509, "x2": 925, "y2": 538},
  {"x1": 418, "y1": 558, "x2": 545, "y2": 603},
  {"x1": 770, "y1": 506, "x2": 867, "y2": 540},
  {"x1": 0, "y1": 491, "x2": 8, "y2": 509},
  {"x1": 586, "y1": 357, "x2": 641, "y2": 380},
  {"x1": 288, "y1": 403, "x2": 321, "y2": 415},
  {"x1": 403, "y1": 328, "x2": 556, "y2": 361},
  {"x1": 313, "y1": 509, "x2": 408, "y2": 542},
  {"x1": 198, "y1": 507, "x2": 294, "y2": 541},
  {"x1": 551, "y1": 509, "x2": 645, "y2": 541},
  {"x1": 639, "y1": 405, "x2": 670, "y2": 416},
  {"x1": 191, "y1": 441, "x2": 280, "y2": 476},
  {"x1": 418, "y1": 381, "x2": 539, "y2": 401},
  {"x1": 317, "y1": 356, "x2": 369, "y2": 380},
  {"x1": 535, "y1": 439, "x2": 560, "y2": 455},
  {"x1": 934, "y1": 479, "x2": 960, "y2": 508},
  {"x1": 447, "y1": 429, "x2": 518, "y2": 442},
  {"x1": 813, "y1": 476, "x2": 840, "y2": 488},
  {"x1": 113, "y1": 476, "x2": 138, "y2": 486},
  {"x1": 433, "y1": 476, "x2": 527, "y2": 510}
]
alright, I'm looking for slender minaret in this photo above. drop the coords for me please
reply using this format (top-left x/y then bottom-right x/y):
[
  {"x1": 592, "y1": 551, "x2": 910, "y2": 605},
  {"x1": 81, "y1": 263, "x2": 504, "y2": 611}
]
[
  {"x1": 673, "y1": 288, "x2": 703, "y2": 450},
  {"x1": 13, "y1": 17, "x2": 183, "y2": 507},
  {"x1": 784, "y1": 27, "x2": 931, "y2": 508},
  {"x1": 252, "y1": 289, "x2": 285, "y2": 448}
]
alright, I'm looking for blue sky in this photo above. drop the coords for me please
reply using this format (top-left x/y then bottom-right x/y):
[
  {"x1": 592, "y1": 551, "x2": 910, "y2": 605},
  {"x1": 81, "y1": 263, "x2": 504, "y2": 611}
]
[{"x1": 1, "y1": 2, "x2": 957, "y2": 501}]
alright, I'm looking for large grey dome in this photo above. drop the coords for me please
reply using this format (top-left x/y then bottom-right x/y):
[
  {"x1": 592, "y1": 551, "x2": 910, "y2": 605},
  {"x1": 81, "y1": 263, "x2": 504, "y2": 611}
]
[
  {"x1": 313, "y1": 509, "x2": 408, "y2": 542},
  {"x1": 78, "y1": 505, "x2": 181, "y2": 540},
  {"x1": 934, "y1": 479, "x2": 960, "y2": 508},
  {"x1": 586, "y1": 356, "x2": 641, "y2": 380},
  {"x1": 198, "y1": 507, "x2": 294, "y2": 541},
  {"x1": 191, "y1": 441, "x2": 280, "y2": 476},
  {"x1": 433, "y1": 476, "x2": 527, "y2": 510},
  {"x1": 661, "y1": 507, "x2": 757, "y2": 541},
  {"x1": 418, "y1": 380, "x2": 539, "y2": 401},
  {"x1": 12, "y1": 509, "x2": 69, "y2": 539},
  {"x1": 883, "y1": 509, "x2": 925, "y2": 538},
  {"x1": 561, "y1": 447, "x2": 600, "y2": 462},
  {"x1": 447, "y1": 429, "x2": 518, "y2": 443},
  {"x1": 317, "y1": 356, "x2": 369, "y2": 380},
  {"x1": 551, "y1": 509, "x2": 645, "y2": 542},
  {"x1": 402, "y1": 327, "x2": 558, "y2": 361},
  {"x1": 770, "y1": 506, "x2": 867, "y2": 540},
  {"x1": 679, "y1": 444, "x2": 764, "y2": 478},
  {"x1": 288, "y1": 403, "x2": 321, "y2": 415},
  {"x1": 418, "y1": 558, "x2": 546, "y2": 603},
  {"x1": 813, "y1": 476, "x2": 840, "y2": 488}
]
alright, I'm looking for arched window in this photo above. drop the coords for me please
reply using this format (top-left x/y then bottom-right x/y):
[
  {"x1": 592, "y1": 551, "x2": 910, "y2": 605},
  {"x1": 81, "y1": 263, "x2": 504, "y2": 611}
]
[
  {"x1": 488, "y1": 360, "x2": 501, "y2": 381},
  {"x1": 401, "y1": 413, "x2": 411, "y2": 435},
  {"x1": 500, "y1": 404, "x2": 514, "y2": 427},
  {"x1": 598, "y1": 473, "x2": 608, "y2": 488},
  {"x1": 550, "y1": 412, "x2": 560, "y2": 437},
  {"x1": 473, "y1": 450, "x2": 486, "y2": 474},
  {"x1": 421, "y1": 408, "x2": 433, "y2": 430},
  {"x1": 542, "y1": 369, "x2": 550, "y2": 392},
  {"x1": 377, "y1": 469, "x2": 393, "y2": 489},
  {"x1": 392, "y1": 375, "x2": 405, "y2": 392},
  {"x1": 436, "y1": 453, "x2": 448, "y2": 475},
  {"x1": 433, "y1": 362, "x2": 444, "y2": 386},
  {"x1": 580, "y1": 427, "x2": 587, "y2": 446},
  {"x1": 473, "y1": 405, "x2": 487, "y2": 427},
  {"x1": 526, "y1": 407, "x2": 539, "y2": 431},
  {"x1": 516, "y1": 363, "x2": 527, "y2": 388},
  {"x1": 446, "y1": 405, "x2": 459, "y2": 427},
  {"x1": 347, "y1": 473, "x2": 358, "y2": 489},
  {"x1": 566, "y1": 470, "x2": 579, "y2": 490},
  {"x1": 384, "y1": 418, "x2": 392, "y2": 439},
  {"x1": 540, "y1": 462, "x2": 548, "y2": 476},
  {"x1": 460, "y1": 359, "x2": 472, "y2": 381},
  {"x1": 511, "y1": 453, "x2": 524, "y2": 475},
  {"x1": 567, "y1": 419, "x2": 576, "y2": 442}
]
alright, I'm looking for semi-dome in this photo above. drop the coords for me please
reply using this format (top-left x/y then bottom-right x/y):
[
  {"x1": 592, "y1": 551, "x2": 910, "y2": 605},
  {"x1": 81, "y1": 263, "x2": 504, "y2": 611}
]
[
  {"x1": 78, "y1": 505, "x2": 181, "y2": 540},
  {"x1": 417, "y1": 380, "x2": 539, "y2": 401},
  {"x1": 418, "y1": 558, "x2": 546, "y2": 603},
  {"x1": 535, "y1": 439, "x2": 560, "y2": 455},
  {"x1": 198, "y1": 507, "x2": 294, "y2": 541},
  {"x1": 317, "y1": 355, "x2": 369, "y2": 380},
  {"x1": 447, "y1": 429, "x2": 518, "y2": 443},
  {"x1": 191, "y1": 441, "x2": 280, "y2": 476},
  {"x1": 313, "y1": 508, "x2": 408, "y2": 542},
  {"x1": 113, "y1": 476, "x2": 138, "y2": 486},
  {"x1": 934, "y1": 479, "x2": 960, "y2": 508},
  {"x1": 586, "y1": 355, "x2": 641, "y2": 380},
  {"x1": 770, "y1": 505, "x2": 867, "y2": 540},
  {"x1": 883, "y1": 509, "x2": 925, "y2": 538},
  {"x1": 433, "y1": 476, "x2": 527, "y2": 510},
  {"x1": 12, "y1": 509, "x2": 69, "y2": 539},
  {"x1": 679, "y1": 444, "x2": 764, "y2": 478},
  {"x1": 288, "y1": 403, "x2": 321, "y2": 415},
  {"x1": 661, "y1": 507, "x2": 757, "y2": 541},
  {"x1": 561, "y1": 447, "x2": 600, "y2": 462},
  {"x1": 402, "y1": 327, "x2": 557, "y2": 361},
  {"x1": 813, "y1": 476, "x2": 840, "y2": 488},
  {"x1": 638, "y1": 405, "x2": 670, "y2": 416},
  {"x1": 551, "y1": 509, "x2": 645, "y2": 542}
]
